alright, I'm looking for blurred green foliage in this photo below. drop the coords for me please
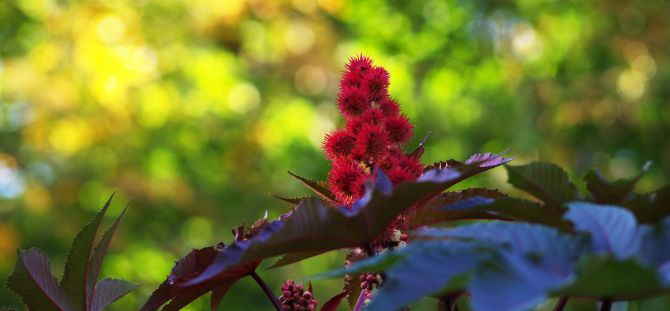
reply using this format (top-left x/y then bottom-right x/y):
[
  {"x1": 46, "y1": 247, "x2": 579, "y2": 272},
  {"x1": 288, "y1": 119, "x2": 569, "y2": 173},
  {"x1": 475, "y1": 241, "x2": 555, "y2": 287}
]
[{"x1": 0, "y1": 0, "x2": 668, "y2": 309}]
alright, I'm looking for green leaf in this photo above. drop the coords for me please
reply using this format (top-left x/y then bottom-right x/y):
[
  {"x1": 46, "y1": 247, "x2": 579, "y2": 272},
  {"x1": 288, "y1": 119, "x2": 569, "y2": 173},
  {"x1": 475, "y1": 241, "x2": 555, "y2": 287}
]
[
  {"x1": 288, "y1": 171, "x2": 337, "y2": 205},
  {"x1": 61, "y1": 194, "x2": 114, "y2": 311},
  {"x1": 559, "y1": 256, "x2": 666, "y2": 299},
  {"x1": 89, "y1": 278, "x2": 137, "y2": 311},
  {"x1": 505, "y1": 162, "x2": 579, "y2": 210},
  {"x1": 7, "y1": 248, "x2": 73, "y2": 311},
  {"x1": 87, "y1": 205, "x2": 128, "y2": 306}
]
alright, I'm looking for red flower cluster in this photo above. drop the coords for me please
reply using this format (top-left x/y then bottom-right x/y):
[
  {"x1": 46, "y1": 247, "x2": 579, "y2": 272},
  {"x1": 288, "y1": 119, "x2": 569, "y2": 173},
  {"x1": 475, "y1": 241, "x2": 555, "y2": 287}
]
[{"x1": 324, "y1": 56, "x2": 423, "y2": 204}]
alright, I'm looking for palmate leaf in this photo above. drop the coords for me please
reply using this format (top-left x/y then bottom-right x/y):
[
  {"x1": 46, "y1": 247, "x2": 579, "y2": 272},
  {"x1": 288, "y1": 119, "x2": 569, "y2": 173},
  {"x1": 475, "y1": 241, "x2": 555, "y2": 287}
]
[
  {"x1": 7, "y1": 195, "x2": 133, "y2": 311},
  {"x1": 564, "y1": 202, "x2": 642, "y2": 259},
  {"x1": 505, "y1": 162, "x2": 579, "y2": 211},
  {"x1": 7, "y1": 248, "x2": 74, "y2": 311},
  {"x1": 180, "y1": 154, "x2": 511, "y2": 288},
  {"x1": 61, "y1": 195, "x2": 114, "y2": 311}
]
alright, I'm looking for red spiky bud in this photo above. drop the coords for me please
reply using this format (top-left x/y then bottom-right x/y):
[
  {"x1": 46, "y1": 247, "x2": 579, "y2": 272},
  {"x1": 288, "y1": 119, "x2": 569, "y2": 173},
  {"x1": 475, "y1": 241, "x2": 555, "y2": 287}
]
[
  {"x1": 337, "y1": 86, "x2": 369, "y2": 116},
  {"x1": 328, "y1": 161, "x2": 368, "y2": 204},
  {"x1": 378, "y1": 97, "x2": 400, "y2": 115},
  {"x1": 385, "y1": 114, "x2": 414, "y2": 144},
  {"x1": 352, "y1": 123, "x2": 389, "y2": 162},
  {"x1": 363, "y1": 67, "x2": 390, "y2": 99},
  {"x1": 323, "y1": 129, "x2": 356, "y2": 160},
  {"x1": 346, "y1": 55, "x2": 373, "y2": 74}
]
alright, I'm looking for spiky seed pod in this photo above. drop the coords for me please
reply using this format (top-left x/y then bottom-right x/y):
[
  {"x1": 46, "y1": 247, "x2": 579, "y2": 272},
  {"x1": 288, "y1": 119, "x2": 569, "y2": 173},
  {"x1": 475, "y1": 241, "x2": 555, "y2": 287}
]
[
  {"x1": 385, "y1": 114, "x2": 414, "y2": 144},
  {"x1": 328, "y1": 161, "x2": 368, "y2": 204},
  {"x1": 323, "y1": 129, "x2": 356, "y2": 160}
]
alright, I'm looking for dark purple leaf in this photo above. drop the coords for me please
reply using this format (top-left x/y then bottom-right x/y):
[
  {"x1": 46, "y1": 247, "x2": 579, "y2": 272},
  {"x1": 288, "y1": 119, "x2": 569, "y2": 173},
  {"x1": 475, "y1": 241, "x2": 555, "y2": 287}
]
[
  {"x1": 183, "y1": 153, "x2": 511, "y2": 288},
  {"x1": 143, "y1": 222, "x2": 268, "y2": 311},
  {"x1": 288, "y1": 171, "x2": 337, "y2": 205},
  {"x1": 89, "y1": 278, "x2": 137, "y2": 311},
  {"x1": 270, "y1": 194, "x2": 310, "y2": 207},
  {"x1": 320, "y1": 290, "x2": 349, "y2": 311},
  {"x1": 7, "y1": 248, "x2": 73, "y2": 311},
  {"x1": 87, "y1": 206, "x2": 128, "y2": 306},
  {"x1": 403, "y1": 189, "x2": 505, "y2": 229},
  {"x1": 61, "y1": 194, "x2": 113, "y2": 311}
]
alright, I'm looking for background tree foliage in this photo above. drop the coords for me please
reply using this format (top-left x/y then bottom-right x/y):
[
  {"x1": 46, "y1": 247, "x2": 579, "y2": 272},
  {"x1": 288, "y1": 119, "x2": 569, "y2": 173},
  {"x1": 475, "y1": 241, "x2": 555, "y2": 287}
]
[{"x1": 0, "y1": 0, "x2": 668, "y2": 309}]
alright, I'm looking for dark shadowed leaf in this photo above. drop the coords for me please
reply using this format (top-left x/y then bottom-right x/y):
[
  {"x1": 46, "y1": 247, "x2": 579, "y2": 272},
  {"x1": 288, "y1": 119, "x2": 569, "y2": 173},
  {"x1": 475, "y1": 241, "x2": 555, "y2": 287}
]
[
  {"x1": 183, "y1": 154, "x2": 511, "y2": 288},
  {"x1": 564, "y1": 202, "x2": 641, "y2": 259},
  {"x1": 584, "y1": 170, "x2": 642, "y2": 205},
  {"x1": 61, "y1": 194, "x2": 113, "y2": 311},
  {"x1": 320, "y1": 290, "x2": 349, "y2": 311},
  {"x1": 87, "y1": 206, "x2": 128, "y2": 306},
  {"x1": 144, "y1": 221, "x2": 271, "y2": 310},
  {"x1": 89, "y1": 278, "x2": 137, "y2": 311},
  {"x1": 141, "y1": 245, "x2": 259, "y2": 311},
  {"x1": 638, "y1": 217, "x2": 670, "y2": 284},
  {"x1": 288, "y1": 171, "x2": 337, "y2": 205},
  {"x1": 6, "y1": 248, "x2": 73, "y2": 311},
  {"x1": 403, "y1": 189, "x2": 505, "y2": 229},
  {"x1": 505, "y1": 162, "x2": 578, "y2": 210},
  {"x1": 625, "y1": 185, "x2": 670, "y2": 224},
  {"x1": 559, "y1": 256, "x2": 666, "y2": 299}
]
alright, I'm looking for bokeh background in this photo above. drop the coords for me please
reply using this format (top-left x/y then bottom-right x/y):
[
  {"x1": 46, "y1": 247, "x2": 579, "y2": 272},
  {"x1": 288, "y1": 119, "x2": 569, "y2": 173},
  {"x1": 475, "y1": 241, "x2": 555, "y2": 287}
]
[{"x1": 1, "y1": 0, "x2": 669, "y2": 309}]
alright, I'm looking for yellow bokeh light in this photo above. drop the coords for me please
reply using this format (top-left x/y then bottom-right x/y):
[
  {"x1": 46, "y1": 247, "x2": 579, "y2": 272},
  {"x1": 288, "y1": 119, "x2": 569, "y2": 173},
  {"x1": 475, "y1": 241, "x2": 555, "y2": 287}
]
[
  {"x1": 97, "y1": 15, "x2": 126, "y2": 44},
  {"x1": 617, "y1": 69, "x2": 646, "y2": 101},
  {"x1": 228, "y1": 82, "x2": 261, "y2": 114},
  {"x1": 48, "y1": 119, "x2": 93, "y2": 156}
]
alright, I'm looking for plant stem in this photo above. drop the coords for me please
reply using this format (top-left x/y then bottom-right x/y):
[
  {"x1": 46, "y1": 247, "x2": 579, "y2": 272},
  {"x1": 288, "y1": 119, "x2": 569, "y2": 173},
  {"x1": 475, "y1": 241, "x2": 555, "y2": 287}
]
[
  {"x1": 553, "y1": 296, "x2": 569, "y2": 311},
  {"x1": 353, "y1": 289, "x2": 368, "y2": 311},
  {"x1": 599, "y1": 299, "x2": 612, "y2": 311},
  {"x1": 250, "y1": 271, "x2": 282, "y2": 311}
]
